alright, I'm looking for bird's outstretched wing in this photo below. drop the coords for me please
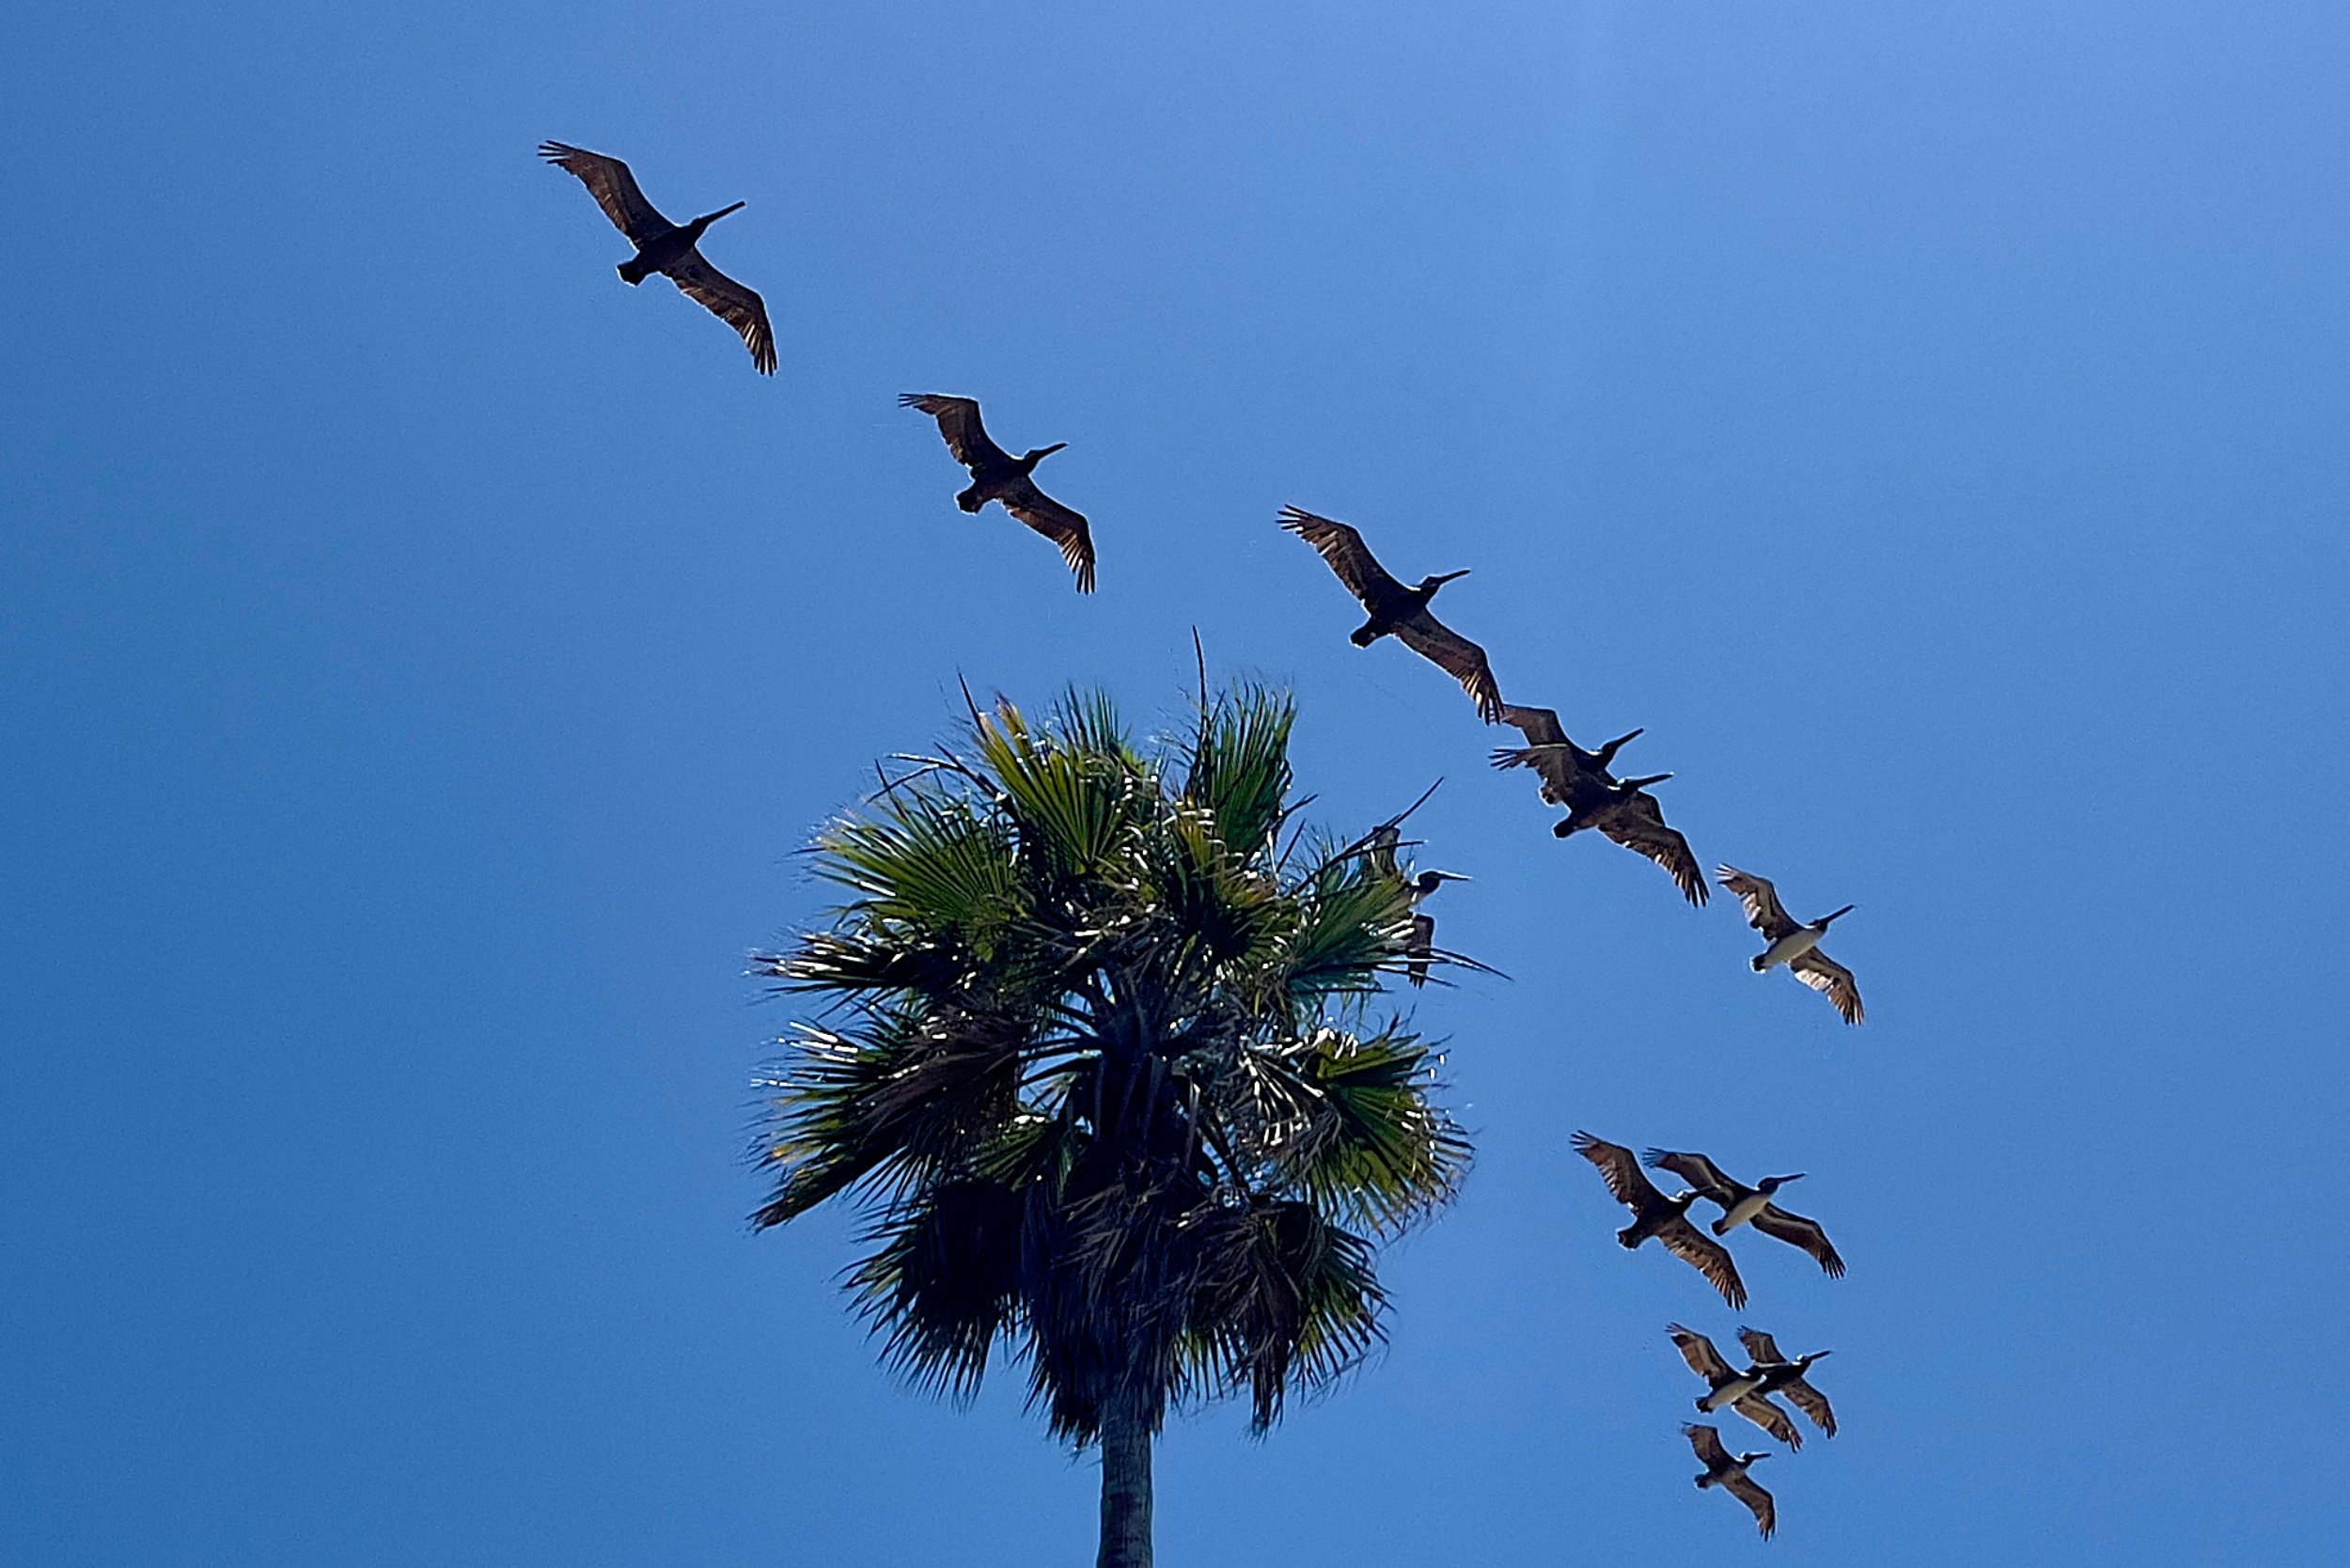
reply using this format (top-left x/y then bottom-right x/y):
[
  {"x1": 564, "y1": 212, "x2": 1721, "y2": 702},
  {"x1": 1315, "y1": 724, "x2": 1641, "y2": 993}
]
[
  {"x1": 1659, "y1": 1215, "x2": 1748, "y2": 1309},
  {"x1": 1753, "y1": 1204, "x2": 1845, "y2": 1278},
  {"x1": 1684, "y1": 1423, "x2": 1732, "y2": 1468},
  {"x1": 1572, "y1": 1132, "x2": 1667, "y2": 1212},
  {"x1": 540, "y1": 142, "x2": 673, "y2": 243},
  {"x1": 1791, "y1": 950, "x2": 1864, "y2": 1025},
  {"x1": 1716, "y1": 865, "x2": 1799, "y2": 941},
  {"x1": 1499, "y1": 704, "x2": 1569, "y2": 748},
  {"x1": 899, "y1": 394, "x2": 1015, "y2": 471},
  {"x1": 1778, "y1": 1373, "x2": 1836, "y2": 1436},
  {"x1": 1393, "y1": 609, "x2": 1503, "y2": 723},
  {"x1": 1489, "y1": 744, "x2": 1588, "y2": 806},
  {"x1": 1645, "y1": 1149, "x2": 1739, "y2": 1207},
  {"x1": 1279, "y1": 507, "x2": 1410, "y2": 606},
  {"x1": 1731, "y1": 1393, "x2": 1802, "y2": 1450},
  {"x1": 1366, "y1": 823, "x2": 1402, "y2": 878},
  {"x1": 1668, "y1": 1324, "x2": 1735, "y2": 1383},
  {"x1": 1407, "y1": 911, "x2": 1435, "y2": 988},
  {"x1": 1000, "y1": 477, "x2": 1097, "y2": 593},
  {"x1": 667, "y1": 256, "x2": 776, "y2": 374},
  {"x1": 1723, "y1": 1472, "x2": 1778, "y2": 1540},
  {"x1": 1598, "y1": 792, "x2": 1709, "y2": 905},
  {"x1": 1736, "y1": 1327, "x2": 1786, "y2": 1365}
]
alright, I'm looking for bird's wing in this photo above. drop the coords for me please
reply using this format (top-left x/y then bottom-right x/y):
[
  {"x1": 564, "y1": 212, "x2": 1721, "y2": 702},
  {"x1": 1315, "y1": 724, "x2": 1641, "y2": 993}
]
[
  {"x1": 666, "y1": 255, "x2": 776, "y2": 374},
  {"x1": 1406, "y1": 911, "x2": 1434, "y2": 988},
  {"x1": 1731, "y1": 1393, "x2": 1802, "y2": 1450},
  {"x1": 1572, "y1": 1132, "x2": 1667, "y2": 1210},
  {"x1": 1753, "y1": 1204, "x2": 1845, "y2": 1278},
  {"x1": 1659, "y1": 1215, "x2": 1748, "y2": 1309},
  {"x1": 1716, "y1": 865, "x2": 1799, "y2": 940},
  {"x1": 1644, "y1": 1150, "x2": 1738, "y2": 1206},
  {"x1": 1499, "y1": 704, "x2": 1568, "y2": 747},
  {"x1": 999, "y1": 478, "x2": 1097, "y2": 593},
  {"x1": 1668, "y1": 1325, "x2": 1734, "y2": 1383},
  {"x1": 1779, "y1": 1375, "x2": 1837, "y2": 1436},
  {"x1": 1723, "y1": 1473, "x2": 1777, "y2": 1540},
  {"x1": 1486, "y1": 745, "x2": 1584, "y2": 805},
  {"x1": 1790, "y1": 950, "x2": 1864, "y2": 1025},
  {"x1": 1598, "y1": 793, "x2": 1709, "y2": 906},
  {"x1": 898, "y1": 394, "x2": 1014, "y2": 470},
  {"x1": 1392, "y1": 609, "x2": 1503, "y2": 723},
  {"x1": 540, "y1": 142, "x2": 673, "y2": 243},
  {"x1": 1684, "y1": 1423, "x2": 1732, "y2": 1467},
  {"x1": 1736, "y1": 1327, "x2": 1786, "y2": 1365},
  {"x1": 1278, "y1": 507, "x2": 1410, "y2": 605},
  {"x1": 1367, "y1": 823, "x2": 1402, "y2": 878}
]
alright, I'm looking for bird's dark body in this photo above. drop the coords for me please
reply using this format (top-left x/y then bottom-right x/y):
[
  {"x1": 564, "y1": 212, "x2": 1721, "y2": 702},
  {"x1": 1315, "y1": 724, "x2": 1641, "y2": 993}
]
[
  {"x1": 1348, "y1": 584, "x2": 1436, "y2": 647},
  {"x1": 957, "y1": 458, "x2": 1044, "y2": 514},
  {"x1": 1617, "y1": 1194, "x2": 1691, "y2": 1249}
]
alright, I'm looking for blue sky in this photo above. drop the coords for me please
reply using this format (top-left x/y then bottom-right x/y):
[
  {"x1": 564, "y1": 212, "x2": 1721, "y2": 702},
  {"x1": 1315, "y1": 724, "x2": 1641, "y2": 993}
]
[{"x1": 5, "y1": 1, "x2": 2347, "y2": 1561}]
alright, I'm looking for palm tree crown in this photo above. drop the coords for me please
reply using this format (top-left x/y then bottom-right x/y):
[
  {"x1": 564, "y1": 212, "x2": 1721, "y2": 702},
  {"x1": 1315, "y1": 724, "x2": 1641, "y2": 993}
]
[{"x1": 753, "y1": 683, "x2": 1472, "y2": 1566}]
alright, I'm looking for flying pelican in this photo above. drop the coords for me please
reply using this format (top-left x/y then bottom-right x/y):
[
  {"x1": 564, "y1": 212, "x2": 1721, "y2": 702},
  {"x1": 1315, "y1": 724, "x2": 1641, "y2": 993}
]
[
  {"x1": 1645, "y1": 1148, "x2": 1846, "y2": 1278},
  {"x1": 1738, "y1": 1327, "x2": 1837, "y2": 1437},
  {"x1": 1684, "y1": 1424, "x2": 1776, "y2": 1540},
  {"x1": 1279, "y1": 507, "x2": 1501, "y2": 722},
  {"x1": 1571, "y1": 1132, "x2": 1746, "y2": 1309},
  {"x1": 1667, "y1": 1325, "x2": 1803, "y2": 1449},
  {"x1": 1716, "y1": 865, "x2": 1863, "y2": 1025},
  {"x1": 1367, "y1": 823, "x2": 1469, "y2": 987},
  {"x1": 900, "y1": 395, "x2": 1096, "y2": 592},
  {"x1": 540, "y1": 142, "x2": 776, "y2": 374}
]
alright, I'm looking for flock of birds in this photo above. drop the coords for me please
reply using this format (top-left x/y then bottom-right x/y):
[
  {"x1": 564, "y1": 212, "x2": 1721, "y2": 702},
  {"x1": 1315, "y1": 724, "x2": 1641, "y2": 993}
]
[{"x1": 541, "y1": 138, "x2": 1871, "y2": 1542}]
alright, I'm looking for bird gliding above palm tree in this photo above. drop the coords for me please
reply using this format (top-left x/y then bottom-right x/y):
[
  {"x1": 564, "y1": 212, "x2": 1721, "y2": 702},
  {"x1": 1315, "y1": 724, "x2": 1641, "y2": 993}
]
[
  {"x1": 901, "y1": 394, "x2": 1098, "y2": 591},
  {"x1": 753, "y1": 682, "x2": 1471, "y2": 1568},
  {"x1": 1280, "y1": 506, "x2": 1503, "y2": 722}
]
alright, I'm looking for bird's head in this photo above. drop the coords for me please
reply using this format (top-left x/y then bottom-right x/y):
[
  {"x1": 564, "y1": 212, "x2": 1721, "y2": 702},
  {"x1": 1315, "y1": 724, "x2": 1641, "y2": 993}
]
[
  {"x1": 1021, "y1": 442, "x2": 1069, "y2": 466},
  {"x1": 1619, "y1": 773, "x2": 1673, "y2": 793},
  {"x1": 1594, "y1": 728, "x2": 1645, "y2": 765},
  {"x1": 1760, "y1": 1172, "x2": 1807, "y2": 1193},
  {"x1": 1820, "y1": 903, "x2": 1856, "y2": 926},
  {"x1": 1741, "y1": 1451, "x2": 1773, "y2": 1466},
  {"x1": 1799, "y1": 1350, "x2": 1834, "y2": 1371},
  {"x1": 686, "y1": 200, "x2": 747, "y2": 235},
  {"x1": 1418, "y1": 569, "x2": 1472, "y2": 595},
  {"x1": 1414, "y1": 870, "x2": 1471, "y2": 895}
]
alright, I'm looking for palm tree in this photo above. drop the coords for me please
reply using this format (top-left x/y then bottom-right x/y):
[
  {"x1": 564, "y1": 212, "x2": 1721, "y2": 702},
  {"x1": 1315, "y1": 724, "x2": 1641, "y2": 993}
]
[{"x1": 752, "y1": 682, "x2": 1473, "y2": 1568}]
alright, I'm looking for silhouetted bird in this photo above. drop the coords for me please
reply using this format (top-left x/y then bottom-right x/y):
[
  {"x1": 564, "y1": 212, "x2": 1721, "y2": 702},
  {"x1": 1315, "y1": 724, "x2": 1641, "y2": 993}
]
[
  {"x1": 1668, "y1": 1325, "x2": 1803, "y2": 1449},
  {"x1": 1684, "y1": 1424, "x2": 1777, "y2": 1540},
  {"x1": 1737, "y1": 1327, "x2": 1837, "y2": 1437},
  {"x1": 1366, "y1": 823, "x2": 1470, "y2": 987},
  {"x1": 1716, "y1": 866, "x2": 1864, "y2": 1025},
  {"x1": 1571, "y1": 1132, "x2": 1746, "y2": 1309},
  {"x1": 1279, "y1": 507, "x2": 1501, "y2": 722},
  {"x1": 1645, "y1": 1148, "x2": 1846, "y2": 1278},
  {"x1": 900, "y1": 395, "x2": 1096, "y2": 592},
  {"x1": 540, "y1": 142, "x2": 775, "y2": 373},
  {"x1": 1491, "y1": 706, "x2": 1705, "y2": 904}
]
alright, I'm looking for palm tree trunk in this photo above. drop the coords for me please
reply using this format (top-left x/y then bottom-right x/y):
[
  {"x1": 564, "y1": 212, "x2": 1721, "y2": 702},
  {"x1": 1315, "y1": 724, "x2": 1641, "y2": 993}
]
[{"x1": 1095, "y1": 1394, "x2": 1153, "y2": 1568}]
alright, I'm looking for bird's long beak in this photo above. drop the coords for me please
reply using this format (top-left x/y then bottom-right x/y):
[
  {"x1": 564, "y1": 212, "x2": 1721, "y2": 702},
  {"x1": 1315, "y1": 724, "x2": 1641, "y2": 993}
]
[
  {"x1": 1035, "y1": 442, "x2": 1069, "y2": 459},
  {"x1": 1773, "y1": 1173, "x2": 1807, "y2": 1185},
  {"x1": 1604, "y1": 728, "x2": 1645, "y2": 751},
  {"x1": 701, "y1": 200, "x2": 747, "y2": 223},
  {"x1": 1822, "y1": 903, "x2": 1856, "y2": 924},
  {"x1": 1432, "y1": 870, "x2": 1472, "y2": 884},
  {"x1": 1622, "y1": 773, "x2": 1673, "y2": 790},
  {"x1": 1432, "y1": 569, "x2": 1472, "y2": 586}
]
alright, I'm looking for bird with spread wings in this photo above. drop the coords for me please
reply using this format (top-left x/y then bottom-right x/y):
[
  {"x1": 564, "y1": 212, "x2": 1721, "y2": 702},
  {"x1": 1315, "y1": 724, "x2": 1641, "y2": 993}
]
[
  {"x1": 1280, "y1": 507, "x2": 1502, "y2": 722},
  {"x1": 540, "y1": 142, "x2": 776, "y2": 374},
  {"x1": 900, "y1": 394, "x2": 1096, "y2": 592}
]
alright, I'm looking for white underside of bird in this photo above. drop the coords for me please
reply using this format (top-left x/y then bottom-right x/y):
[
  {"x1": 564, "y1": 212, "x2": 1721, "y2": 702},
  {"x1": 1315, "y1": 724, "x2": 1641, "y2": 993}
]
[
  {"x1": 1754, "y1": 925, "x2": 1826, "y2": 970},
  {"x1": 1699, "y1": 1374, "x2": 1764, "y2": 1411},
  {"x1": 1716, "y1": 1191, "x2": 1773, "y2": 1231}
]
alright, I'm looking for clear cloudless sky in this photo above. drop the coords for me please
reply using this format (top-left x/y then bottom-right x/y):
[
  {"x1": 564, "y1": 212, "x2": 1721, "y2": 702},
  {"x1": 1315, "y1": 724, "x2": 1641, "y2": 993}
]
[{"x1": 4, "y1": 2, "x2": 2346, "y2": 1562}]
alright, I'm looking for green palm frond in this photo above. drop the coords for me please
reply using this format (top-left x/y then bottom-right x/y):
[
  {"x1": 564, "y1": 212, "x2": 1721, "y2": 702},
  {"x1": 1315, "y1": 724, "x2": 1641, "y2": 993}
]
[{"x1": 757, "y1": 682, "x2": 1478, "y2": 1446}]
